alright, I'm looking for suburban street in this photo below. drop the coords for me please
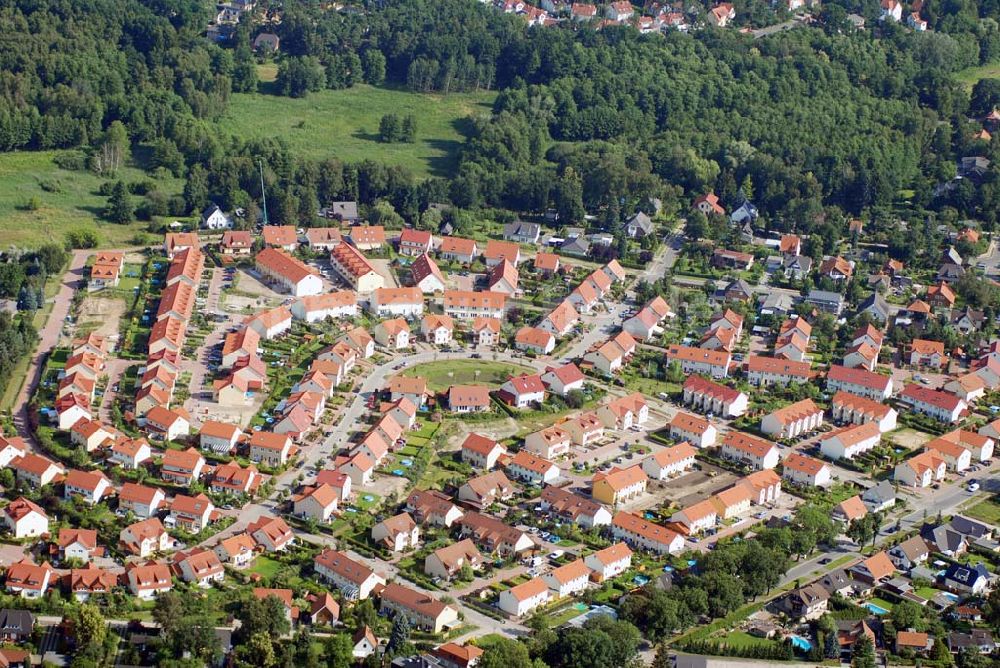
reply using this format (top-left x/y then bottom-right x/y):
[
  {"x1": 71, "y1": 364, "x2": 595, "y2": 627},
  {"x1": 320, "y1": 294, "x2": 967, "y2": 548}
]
[{"x1": 11, "y1": 249, "x2": 90, "y2": 448}]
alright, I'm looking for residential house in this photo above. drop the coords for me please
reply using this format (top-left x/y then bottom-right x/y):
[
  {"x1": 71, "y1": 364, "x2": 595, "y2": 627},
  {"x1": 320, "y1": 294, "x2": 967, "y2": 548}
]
[
  {"x1": 371, "y1": 513, "x2": 420, "y2": 552},
  {"x1": 682, "y1": 375, "x2": 748, "y2": 418},
  {"x1": 760, "y1": 399, "x2": 823, "y2": 439},
  {"x1": 668, "y1": 412, "x2": 717, "y2": 448},
  {"x1": 313, "y1": 549, "x2": 385, "y2": 600}
]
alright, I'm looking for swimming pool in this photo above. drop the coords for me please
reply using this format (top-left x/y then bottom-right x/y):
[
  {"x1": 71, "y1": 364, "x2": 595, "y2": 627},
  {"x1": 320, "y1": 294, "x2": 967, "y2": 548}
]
[
  {"x1": 790, "y1": 635, "x2": 812, "y2": 652},
  {"x1": 943, "y1": 592, "x2": 959, "y2": 602},
  {"x1": 866, "y1": 602, "x2": 890, "y2": 615}
]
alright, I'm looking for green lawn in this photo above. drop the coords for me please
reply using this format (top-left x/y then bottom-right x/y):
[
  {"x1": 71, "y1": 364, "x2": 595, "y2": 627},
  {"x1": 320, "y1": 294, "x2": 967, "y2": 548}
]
[
  {"x1": 869, "y1": 597, "x2": 896, "y2": 612},
  {"x1": 248, "y1": 556, "x2": 283, "y2": 579},
  {"x1": 964, "y1": 496, "x2": 1000, "y2": 525},
  {"x1": 400, "y1": 360, "x2": 536, "y2": 392},
  {"x1": 0, "y1": 150, "x2": 183, "y2": 248},
  {"x1": 954, "y1": 61, "x2": 1000, "y2": 89},
  {"x1": 914, "y1": 586, "x2": 942, "y2": 600},
  {"x1": 716, "y1": 631, "x2": 780, "y2": 650},
  {"x1": 222, "y1": 83, "x2": 496, "y2": 178}
]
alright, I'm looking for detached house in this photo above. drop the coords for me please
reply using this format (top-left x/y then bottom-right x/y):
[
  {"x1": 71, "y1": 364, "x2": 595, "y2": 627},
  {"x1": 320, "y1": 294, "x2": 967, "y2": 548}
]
[{"x1": 372, "y1": 513, "x2": 420, "y2": 552}]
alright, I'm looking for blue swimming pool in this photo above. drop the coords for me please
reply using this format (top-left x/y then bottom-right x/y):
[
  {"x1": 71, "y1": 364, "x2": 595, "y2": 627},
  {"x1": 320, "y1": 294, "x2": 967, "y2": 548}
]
[
  {"x1": 790, "y1": 636, "x2": 812, "y2": 652},
  {"x1": 866, "y1": 602, "x2": 890, "y2": 615}
]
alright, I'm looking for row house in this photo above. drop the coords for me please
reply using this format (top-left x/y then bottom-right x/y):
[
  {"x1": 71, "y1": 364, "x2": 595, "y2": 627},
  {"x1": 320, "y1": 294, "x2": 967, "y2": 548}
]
[
  {"x1": 370, "y1": 287, "x2": 424, "y2": 318},
  {"x1": 379, "y1": 583, "x2": 458, "y2": 633},
  {"x1": 670, "y1": 499, "x2": 718, "y2": 534},
  {"x1": 584, "y1": 331, "x2": 636, "y2": 375},
  {"x1": 245, "y1": 305, "x2": 292, "y2": 340},
  {"x1": 925, "y1": 437, "x2": 972, "y2": 472},
  {"x1": 425, "y1": 539, "x2": 483, "y2": 581},
  {"x1": 330, "y1": 242, "x2": 385, "y2": 293},
  {"x1": 894, "y1": 450, "x2": 947, "y2": 488},
  {"x1": 781, "y1": 452, "x2": 832, "y2": 487},
  {"x1": 506, "y1": 451, "x2": 560, "y2": 485},
  {"x1": 515, "y1": 326, "x2": 556, "y2": 355},
  {"x1": 596, "y1": 392, "x2": 649, "y2": 431},
  {"x1": 623, "y1": 296, "x2": 673, "y2": 341},
  {"x1": 898, "y1": 384, "x2": 967, "y2": 423},
  {"x1": 738, "y1": 469, "x2": 783, "y2": 505},
  {"x1": 461, "y1": 433, "x2": 506, "y2": 470},
  {"x1": 711, "y1": 484, "x2": 753, "y2": 520},
  {"x1": 523, "y1": 424, "x2": 572, "y2": 459},
  {"x1": 539, "y1": 486, "x2": 612, "y2": 528},
  {"x1": 830, "y1": 391, "x2": 898, "y2": 432},
  {"x1": 819, "y1": 422, "x2": 882, "y2": 461},
  {"x1": 642, "y1": 442, "x2": 697, "y2": 480},
  {"x1": 591, "y1": 465, "x2": 647, "y2": 505},
  {"x1": 681, "y1": 375, "x2": 748, "y2": 418},
  {"x1": 583, "y1": 543, "x2": 632, "y2": 581},
  {"x1": 290, "y1": 291, "x2": 358, "y2": 322},
  {"x1": 406, "y1": 489, "x2": 464, "y2": 528},
  {"x1": 668, "y1": 411, "x2": 717, "y2": 448},
  {"x1": 760, "y1": 399, "x2": 824, "y2": 439},
  {"x1": 562, "y1": 412, "x2": 604, "y2": 446},
  {"x1": 746, "y1": 356, "x2": 815, "y2": 387},
  {"x1": 826, "y1": 365, "x2": 893, "y2": 402},
  {"x1": 543, "y1": 558, "x2": 590, "y2": 598},
  {"x1": 720, "y1": 432, "x2": 780, "y2": 470},
  {"x1": 611, "y1": 512, "x2": 685, "y2": 555},
  {"x1": 443, "y1": 290, "x2": 506, "y2": 320},
  {"x1": 314, "y1": 549, "x2": 384, "y2": 600},
  {"x1": 498, "y1": 577, "x2": 551, "y2": 618},
  {"x1": 664, "y1": 345, "x2": 731, "y2": 379},
  {"x1": 255, "y1": 247, "x2": 323, "y2": 297},
  {"x1": 457, "y1": 471, "x2": 515, "y2": 508},
  {"x1": 458, "y1": 512, "x2": 534, "y2": 556}
]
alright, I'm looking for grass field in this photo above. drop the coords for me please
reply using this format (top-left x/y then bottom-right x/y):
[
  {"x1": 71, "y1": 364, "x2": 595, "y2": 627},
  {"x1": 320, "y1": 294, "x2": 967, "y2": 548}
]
[
  {"x1": 401, "y1": 360, "x2": 535, "y2": 391},
  {"x1": 964, "y1": 495, "x2": 1000, "y2": 525},
  {"x1": 223, "y1": 82, "x2": 496, "y2": 178},
  {"x1": 716, "y1": 631, "x2": 780, "y2": 650},
  {"x1": 954, "y1": 61, "x2": 1000, "y2": 89},
  {"x1": 0, "y1": 150, "x2": 182, "y2": 248}
]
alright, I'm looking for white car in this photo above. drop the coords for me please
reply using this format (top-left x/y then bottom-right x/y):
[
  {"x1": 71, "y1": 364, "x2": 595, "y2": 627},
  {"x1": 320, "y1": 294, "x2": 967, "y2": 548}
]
[{"x1": 968, "y1": 482, "x2": 980, "y2": 492}]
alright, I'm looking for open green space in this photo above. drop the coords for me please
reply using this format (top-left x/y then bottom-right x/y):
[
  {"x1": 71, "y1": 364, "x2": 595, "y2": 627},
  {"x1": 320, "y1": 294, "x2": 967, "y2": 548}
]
[
  {"x1": 400, "y1": 359, "x2": 535, "y2": 392},
  {"x1": 715, "y1": 631, "x2": 781, "y2": 650},
  {"x1": 248, "y1": 556, "x2": 283, "y2": 579},
  {"x1": 223, "y1": 83, "x2": 496, "y2": 178},
  {"x1": 0, "y1": 150, "x2": 182, "y2": 248},
  {"x1": 954, "y1": 61, "x2": 1000, "y2": 89},
  {"x1": 964, "y1": 495, "x2": 1000, "y2": 525}
]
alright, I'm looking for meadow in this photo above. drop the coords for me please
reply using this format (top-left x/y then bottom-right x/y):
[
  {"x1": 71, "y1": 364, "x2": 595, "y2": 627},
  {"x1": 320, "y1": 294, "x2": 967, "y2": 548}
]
[
  {"x1": 0, "y1": 151, "x2": 176, "y2": 249},
  {"x1": 222, "y1": 81, "x2": 496, "y2": 178},
  {"x1": 0, "y1": 82, "x2": 495, "y2": 249}
]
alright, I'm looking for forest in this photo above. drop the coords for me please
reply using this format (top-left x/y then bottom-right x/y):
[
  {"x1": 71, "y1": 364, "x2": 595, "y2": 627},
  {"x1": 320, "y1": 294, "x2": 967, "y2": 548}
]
[{"x1": 3, "y1": 0, "x2": 1000, "y2": 240}]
